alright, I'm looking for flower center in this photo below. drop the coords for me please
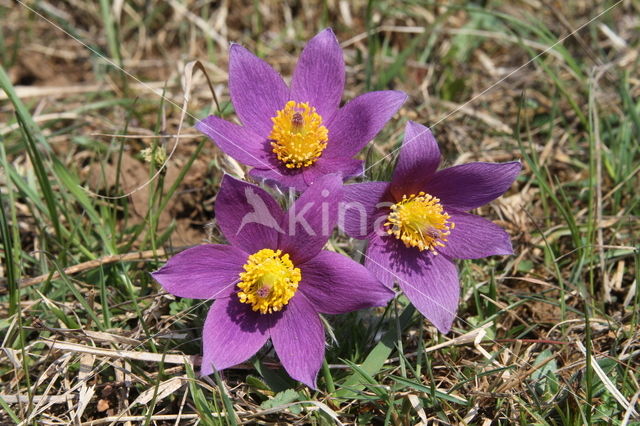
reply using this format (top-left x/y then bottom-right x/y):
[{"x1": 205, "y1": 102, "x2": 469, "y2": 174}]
[
  {"x1": 384, "y1": 192, "x2": 455, "y2": 253},
  {"x1": 237, "y1": 248, "x2": 301, "y2": 314},
  {"x1": 269, "y1": 101, "x2": 328, "y2": 169}
]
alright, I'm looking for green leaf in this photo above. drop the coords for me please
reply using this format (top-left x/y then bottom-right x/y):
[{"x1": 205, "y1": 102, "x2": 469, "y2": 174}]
[
  {"x1": 260, "y1": 388, "x2": 300, "y2": 410},
  {"x1": 254, "y1": 359, "x2": 294, "y2": 392},
  {"x1": 390, "y1": 375, "x2": 467, "y2": 405},
  {"x1": 213, "y1": 370, "x2": 238, "y2": 426},
  {"x1": 530, "y1": 350, "x2": 560, "y2": 401},
  {"x1": 185, "y1": 363, "x2": 220, "y2": 425},
  {"x1": 246, "y1": 375, "x2": 270, "y2": 392},
  {"x1": 0, "y1": 396, "x2": 20, "y2": 424},
  {"x1": 340, "y1": 359, "x2": 388, "y2": 399},
  {"x1": 336, "y1": 305, "x2": 414, "y2": 398}
]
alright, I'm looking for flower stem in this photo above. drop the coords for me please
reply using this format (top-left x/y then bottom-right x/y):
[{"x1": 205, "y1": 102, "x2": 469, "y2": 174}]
[{"x1": 322, "y1": 359, "x2": 335, "y2": 394}]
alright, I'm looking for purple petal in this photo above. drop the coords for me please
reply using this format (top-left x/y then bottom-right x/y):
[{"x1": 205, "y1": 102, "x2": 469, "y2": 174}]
[
  {"x1": 195, "y1": 116, "x2": 271, "y2": 168},
  {"x1": 316, "y1": 156, "x2": 364, "y2": 178},
  {"x1": 302, "y1": 157, "x2": 364, "y2": 187},
  {"x1": 341, "y1": 182, "x2": 389, "y2": 238},
  {"x1": 215, "y1": 175, "x2": 284, "y2": 253},
  {"x1": 299, "y1": 250, "x2": 394, "y2": 314},
  {"x1": 324, "y1": 91, "x2": 407, "y2": 159},
  {"x1": 397, "y1": 254, "x2": 460, "y2": 334},
  {"x1": 390, "y1": 121, "x2": 441, "y2": 197},
  {"x1": 300, "y1": 165, "x2": 326, "y2": 188},
  {"x1": 364, "y1": 236, "x2": 460, "y2": 333},
  {"x1": 249, "y1": 166, "x2": 309, "y2": 192},
  {"x1": 229, "y1": 44, "x2": 289, "y2": 137},
  {"x1": 270, "y1": 294, "x2": 324, "y2": 388},
  {"x1": 152, "y1": 245, "x2": 246, "y2": 300},
  {"x1": 437, "y1": 211, "x2": 513, "y2": 259},
  {"x1": 425, "y1": 161, "x2": 521, "y2": 211},
  {"x1": 278, "y1": 174, "x2": 343, "y2": 264},
  {"x1": 363, "y1": 235, "x2": 406, "y2": 289},
  {"x1": 291, "y1": 28, "x2": 344, "y2": 120},
  {"x1": 201, "y1": 297, "x2": 271, "y2": 374},
  {"x1": 251, "y1": 157, "x2": 363, "y2": 192}
]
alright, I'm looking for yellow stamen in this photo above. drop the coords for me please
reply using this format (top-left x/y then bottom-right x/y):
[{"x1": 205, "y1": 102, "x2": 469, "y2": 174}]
[
  {"x1": 269, "y1": 101, "x2": 328, "y2": 169},
  {"x1": 237, "y1": 249, "x2": 301, "y2": 314},
  {"x1": 384, "y1": 192, "x2": 455, "y2": 253}
]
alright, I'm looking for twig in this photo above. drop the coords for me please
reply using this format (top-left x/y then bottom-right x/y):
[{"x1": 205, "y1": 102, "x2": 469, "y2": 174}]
[
  {"x1": 0, "y1": 394, "x2": 76, "y2": 404},
  {"x1": 80, "y1": 414, "x2": 201, "y2": 425},
  {"x1": 41, "y1": 339, "x2": 199, "y2": 366},
  {"x1": 0, "y1": 247, "x2": 186, "y2": 293}
]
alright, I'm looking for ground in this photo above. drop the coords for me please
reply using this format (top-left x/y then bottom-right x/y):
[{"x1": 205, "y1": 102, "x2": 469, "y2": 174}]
[{"x1": 0, "y1": 0, "x2": 639, "y2": 424}]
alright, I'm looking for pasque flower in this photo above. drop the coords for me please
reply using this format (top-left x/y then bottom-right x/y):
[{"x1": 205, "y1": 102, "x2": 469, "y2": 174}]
[
  {"x1": 196, "y1": 28, "x2": 407, "y2": 191},
  {"x1": 152, "y1": 174, "x2": 393, "y2": 388},
  {"x1": 342, "y1": 121, "x2": 521, "y2": 333}
]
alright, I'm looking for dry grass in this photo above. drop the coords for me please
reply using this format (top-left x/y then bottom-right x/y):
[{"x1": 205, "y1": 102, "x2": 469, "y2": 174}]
[{"x1": 1, "y1": 0, "x2": 639, "y2": 424}]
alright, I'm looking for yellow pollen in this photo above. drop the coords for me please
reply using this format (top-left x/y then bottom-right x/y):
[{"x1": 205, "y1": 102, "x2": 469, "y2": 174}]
[
  {"x1": 384, "y1": 192, "x2": 455, "y2": 253},
  {"x1": 237, "y1": 249, "x2": 301, "y2": 314},
  {"x1": 269, "y1": 101, "x2": 328, "y2": 169}
]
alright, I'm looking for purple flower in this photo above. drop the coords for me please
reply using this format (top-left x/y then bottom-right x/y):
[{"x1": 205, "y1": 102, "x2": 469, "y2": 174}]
[
  {"x1": 342, "y1": 121, "x2": 521, "y2": 333},
  {"x1": 152, "y1": 174, "x2": 393, "y2": 388},
  {"x1": 196, "y1": 28, "x2": 407, "y2": 192}
]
